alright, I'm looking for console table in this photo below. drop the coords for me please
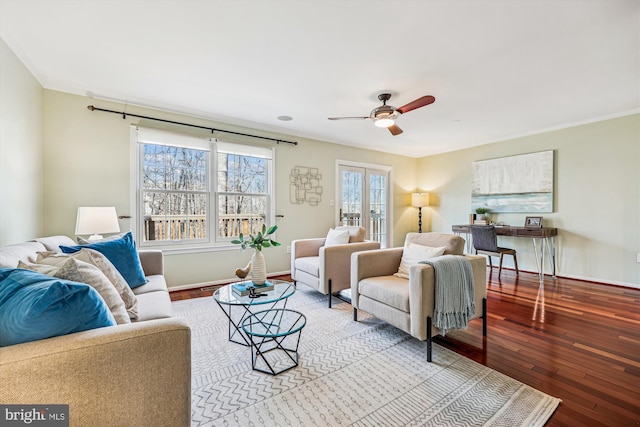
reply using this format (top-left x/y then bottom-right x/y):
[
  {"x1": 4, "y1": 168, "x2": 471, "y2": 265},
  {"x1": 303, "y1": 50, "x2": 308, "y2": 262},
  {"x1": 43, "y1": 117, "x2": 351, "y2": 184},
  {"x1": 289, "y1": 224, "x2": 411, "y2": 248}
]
[{"x1": 452, "y1": 224, "x2": 558, "y2": 286}]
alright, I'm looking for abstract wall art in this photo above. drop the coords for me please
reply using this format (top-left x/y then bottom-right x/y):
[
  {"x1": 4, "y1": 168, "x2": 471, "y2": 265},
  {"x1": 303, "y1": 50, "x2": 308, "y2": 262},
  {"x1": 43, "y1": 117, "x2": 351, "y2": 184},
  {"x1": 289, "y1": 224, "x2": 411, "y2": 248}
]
[
  {"x1": 471, "y1": 150, "x2": 554, "y2": 213},
  {"x1": 290, "y1": 166, "x2": 323, "y2": 206}
]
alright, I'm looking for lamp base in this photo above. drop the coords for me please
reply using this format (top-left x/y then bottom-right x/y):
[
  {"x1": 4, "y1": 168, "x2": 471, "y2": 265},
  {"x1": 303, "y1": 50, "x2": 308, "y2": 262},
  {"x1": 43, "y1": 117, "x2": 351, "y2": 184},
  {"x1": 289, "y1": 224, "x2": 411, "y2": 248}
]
[{"x1": 87, "y1": 234, "x2": 104, "y2": 242}]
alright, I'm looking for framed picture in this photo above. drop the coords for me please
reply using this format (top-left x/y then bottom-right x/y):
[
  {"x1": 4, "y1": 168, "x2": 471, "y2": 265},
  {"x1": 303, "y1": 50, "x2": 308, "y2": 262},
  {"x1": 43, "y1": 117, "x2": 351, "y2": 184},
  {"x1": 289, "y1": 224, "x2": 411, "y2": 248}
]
[
  {"x1": 471, "y1": 150, "x2": 554, "y2": 213},
  {"x1": 525, "y1": 216, "x2": 543, "y2": 228}
]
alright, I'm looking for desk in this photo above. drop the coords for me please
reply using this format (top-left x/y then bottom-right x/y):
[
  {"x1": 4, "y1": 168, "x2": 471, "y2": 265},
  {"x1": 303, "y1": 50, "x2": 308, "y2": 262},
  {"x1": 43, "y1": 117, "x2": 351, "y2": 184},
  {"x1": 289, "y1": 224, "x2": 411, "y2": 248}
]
[{"x1": 452, "y1": 225, "x2": 558, "y2": 286}]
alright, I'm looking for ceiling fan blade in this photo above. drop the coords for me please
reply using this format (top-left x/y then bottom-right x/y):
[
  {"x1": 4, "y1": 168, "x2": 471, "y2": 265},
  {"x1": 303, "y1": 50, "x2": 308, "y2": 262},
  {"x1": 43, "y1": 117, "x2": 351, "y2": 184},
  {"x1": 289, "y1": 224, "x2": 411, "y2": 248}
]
[
  {"x1": 396, "y1": 96, "x2": 435, "y2": 114},
  {"x1": 388, "y1": 124, "x2": 403, "y2": 136},
  {"x1": 327, "y1": 116, "x2": 369, "y2": 120}
]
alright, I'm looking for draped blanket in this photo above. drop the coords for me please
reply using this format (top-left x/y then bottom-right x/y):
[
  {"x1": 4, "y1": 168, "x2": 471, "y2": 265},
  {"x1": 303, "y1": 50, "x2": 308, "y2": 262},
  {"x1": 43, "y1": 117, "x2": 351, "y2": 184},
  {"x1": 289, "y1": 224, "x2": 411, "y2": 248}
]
[{"x1": 420, "y1": 255, "x2": 475, "y2": 335}]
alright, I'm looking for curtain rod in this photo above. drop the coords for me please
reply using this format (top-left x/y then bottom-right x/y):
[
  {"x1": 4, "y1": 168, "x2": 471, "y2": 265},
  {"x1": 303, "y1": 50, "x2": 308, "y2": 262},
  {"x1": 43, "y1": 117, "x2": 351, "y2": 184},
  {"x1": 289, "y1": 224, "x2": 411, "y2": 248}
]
[{"x1": 86, "y1": 105, "x2": 298, "y2": 146}]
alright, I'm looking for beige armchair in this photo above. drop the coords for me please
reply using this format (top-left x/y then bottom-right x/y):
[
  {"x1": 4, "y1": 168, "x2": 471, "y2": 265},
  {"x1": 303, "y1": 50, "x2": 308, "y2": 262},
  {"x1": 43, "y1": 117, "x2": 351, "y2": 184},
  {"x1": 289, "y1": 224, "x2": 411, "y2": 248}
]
[
  {"x1": 291, "y1": 226, "x2": 381, "y2": 307},
  {"x1": 351, "y1": 233, "x2": 487, "y2": 361}
]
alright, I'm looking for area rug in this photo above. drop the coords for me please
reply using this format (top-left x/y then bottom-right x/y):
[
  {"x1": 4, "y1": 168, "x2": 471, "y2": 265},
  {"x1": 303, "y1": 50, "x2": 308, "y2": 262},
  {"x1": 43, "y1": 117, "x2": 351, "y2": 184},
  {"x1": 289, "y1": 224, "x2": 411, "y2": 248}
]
[{"x1": 173, "y1": 286, "x2": 561, "y2": 426}]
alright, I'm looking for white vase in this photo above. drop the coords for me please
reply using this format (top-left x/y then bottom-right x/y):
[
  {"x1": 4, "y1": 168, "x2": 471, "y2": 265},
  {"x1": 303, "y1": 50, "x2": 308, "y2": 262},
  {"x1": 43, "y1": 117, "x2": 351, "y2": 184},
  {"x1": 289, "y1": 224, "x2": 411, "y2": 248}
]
[{"x1": 251, "y1": 250, "x2": 267, "y2": 286}]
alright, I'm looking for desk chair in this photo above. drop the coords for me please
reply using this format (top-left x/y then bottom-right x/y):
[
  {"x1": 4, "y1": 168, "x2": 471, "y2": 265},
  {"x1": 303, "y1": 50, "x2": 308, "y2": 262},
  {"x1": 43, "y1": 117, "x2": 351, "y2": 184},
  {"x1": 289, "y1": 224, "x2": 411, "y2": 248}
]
[{"x1": 470, "y1": 225, "x2": 519, "y2": 278}]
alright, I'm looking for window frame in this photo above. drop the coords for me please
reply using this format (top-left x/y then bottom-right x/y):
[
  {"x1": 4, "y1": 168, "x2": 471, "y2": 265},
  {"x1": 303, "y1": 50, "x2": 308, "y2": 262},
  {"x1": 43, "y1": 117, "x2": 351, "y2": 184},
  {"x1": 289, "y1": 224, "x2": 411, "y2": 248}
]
[{"x1": 131, "y1": 126, "x2": 275, "y2": 253}]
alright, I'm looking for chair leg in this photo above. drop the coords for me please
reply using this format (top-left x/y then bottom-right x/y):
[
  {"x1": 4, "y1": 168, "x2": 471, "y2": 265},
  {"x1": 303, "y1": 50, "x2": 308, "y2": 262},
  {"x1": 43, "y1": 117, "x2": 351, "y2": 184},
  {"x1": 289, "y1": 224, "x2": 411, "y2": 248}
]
[
  {"x1": 353, "y1": 308, "x2": 358, "y2": 321},
  {"x1": 328, "y1": 279, "x2": 332, "y2": 308},
  {"x1": 427, "y1": 316, "x2": 433, "y2": 362},
  {"x1": 498, "y1": 253, "x2": 504, "y2": 277},
  {"x1": 513, "y1": 253, "x2": 519, "y2": 275},
  {"x1": 482, "y1": 297, "x2": 487, "y2": 337},
  {"x1": 487, "y1": 255, "x2": 493, "y2": 269}
]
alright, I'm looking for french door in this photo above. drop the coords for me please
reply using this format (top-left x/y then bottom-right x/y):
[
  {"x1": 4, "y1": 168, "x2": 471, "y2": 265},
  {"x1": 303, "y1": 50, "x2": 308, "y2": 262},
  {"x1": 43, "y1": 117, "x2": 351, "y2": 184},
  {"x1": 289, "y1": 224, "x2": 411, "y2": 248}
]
[{"x1": 337, "y1": 163, "x2": 391, "y2": 247}]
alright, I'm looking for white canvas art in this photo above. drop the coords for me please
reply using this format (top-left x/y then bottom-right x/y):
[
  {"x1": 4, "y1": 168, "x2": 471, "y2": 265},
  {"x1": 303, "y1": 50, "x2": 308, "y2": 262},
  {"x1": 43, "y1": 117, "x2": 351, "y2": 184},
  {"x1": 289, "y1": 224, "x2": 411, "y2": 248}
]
[{"x1": 471, "y1": 151, "x2": 554, "y2": 213}]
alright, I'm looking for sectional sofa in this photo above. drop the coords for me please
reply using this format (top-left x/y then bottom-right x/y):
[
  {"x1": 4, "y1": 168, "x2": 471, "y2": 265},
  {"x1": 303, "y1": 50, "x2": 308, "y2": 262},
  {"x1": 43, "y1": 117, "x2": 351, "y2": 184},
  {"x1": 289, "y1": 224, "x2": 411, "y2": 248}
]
[{"x1": 0, "y1": 235, "x2": 191, "y2": 427}]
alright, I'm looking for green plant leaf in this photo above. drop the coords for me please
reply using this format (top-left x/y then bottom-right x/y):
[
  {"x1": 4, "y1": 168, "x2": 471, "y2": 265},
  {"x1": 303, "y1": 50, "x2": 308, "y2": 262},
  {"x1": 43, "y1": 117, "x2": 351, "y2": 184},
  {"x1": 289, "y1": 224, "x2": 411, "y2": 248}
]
[
  {"x1": 230, "y1": 239, "x2": 242, "y2": 244},
  {"x1": 266, "y1": 225, "x2": 278, "y2": 235}
]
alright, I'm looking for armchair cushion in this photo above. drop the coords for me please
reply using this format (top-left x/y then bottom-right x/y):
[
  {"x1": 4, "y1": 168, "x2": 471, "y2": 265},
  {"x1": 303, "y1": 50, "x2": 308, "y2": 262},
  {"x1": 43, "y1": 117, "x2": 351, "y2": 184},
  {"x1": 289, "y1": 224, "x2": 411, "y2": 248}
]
[
  {"x1": 358, "y1": 275, "x2": 410, "y2": 312},
  {"x1": 336, "y1": 225, "x2": 366, "y2": 243},
  {"x1": 294, "y1": 256, "x2": 320, "y2": 277},
  {"x1": 325, "y1": 228, "x2": 350, "y2": 246},
  {"x1": 395, "y1": 243, "x2": 446, "y2": 279}
]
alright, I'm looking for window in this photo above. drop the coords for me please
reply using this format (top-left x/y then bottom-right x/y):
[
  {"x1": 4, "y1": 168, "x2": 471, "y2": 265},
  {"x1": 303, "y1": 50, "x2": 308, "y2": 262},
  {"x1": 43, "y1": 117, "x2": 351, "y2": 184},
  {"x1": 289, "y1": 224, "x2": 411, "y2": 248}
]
[
  {"x1": 216, "y1": 142, "x2": 273, "y2": 241},
  {"x1": 134, "y1": 127, "x2": 274, "y2": 249}
]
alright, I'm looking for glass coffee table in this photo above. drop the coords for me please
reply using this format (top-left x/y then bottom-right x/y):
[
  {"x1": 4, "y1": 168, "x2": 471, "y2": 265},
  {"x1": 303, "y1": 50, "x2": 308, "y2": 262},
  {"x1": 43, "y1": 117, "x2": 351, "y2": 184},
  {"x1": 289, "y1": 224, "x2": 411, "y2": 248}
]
[
  {"x1": 242, "y1": 308, "x2": 306, "y2": 375},
  {"x1": 212, "y1": 280, "x2": 295, "y2": 346}
]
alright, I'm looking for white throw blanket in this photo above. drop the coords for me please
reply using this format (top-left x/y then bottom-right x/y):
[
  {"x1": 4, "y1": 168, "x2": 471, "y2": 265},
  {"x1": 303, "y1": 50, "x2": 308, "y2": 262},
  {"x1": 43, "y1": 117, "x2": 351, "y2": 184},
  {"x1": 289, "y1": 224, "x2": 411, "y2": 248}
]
[{"x1": 420, "y1": 255, "x2": 475, "y2": 335}]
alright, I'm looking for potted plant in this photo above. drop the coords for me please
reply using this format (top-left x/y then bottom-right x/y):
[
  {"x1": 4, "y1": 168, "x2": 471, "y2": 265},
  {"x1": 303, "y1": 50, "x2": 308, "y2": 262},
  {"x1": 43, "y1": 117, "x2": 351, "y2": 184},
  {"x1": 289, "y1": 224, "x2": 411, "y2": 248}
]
[
  {"x1": 231, "y1": 225, "x2": 281, "y2": 285},
  {"x1": 475, "y1": 207, "x2": 489, "y2": 221}
]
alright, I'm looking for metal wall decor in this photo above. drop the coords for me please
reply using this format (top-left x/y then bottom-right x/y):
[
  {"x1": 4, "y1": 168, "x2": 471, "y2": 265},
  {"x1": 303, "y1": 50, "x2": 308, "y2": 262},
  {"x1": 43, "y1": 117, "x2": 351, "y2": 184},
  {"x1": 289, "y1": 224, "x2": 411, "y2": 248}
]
[{"x1": 290, "y1": 166, "x2": 323, "y2": 206}]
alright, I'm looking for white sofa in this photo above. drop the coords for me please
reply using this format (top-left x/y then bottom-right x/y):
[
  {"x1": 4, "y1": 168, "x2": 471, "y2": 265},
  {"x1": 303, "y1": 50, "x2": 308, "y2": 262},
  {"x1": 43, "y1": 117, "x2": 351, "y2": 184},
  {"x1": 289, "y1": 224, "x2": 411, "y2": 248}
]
[{"x1": 0, "y1": 235, "x2": 191, "y2": 427}]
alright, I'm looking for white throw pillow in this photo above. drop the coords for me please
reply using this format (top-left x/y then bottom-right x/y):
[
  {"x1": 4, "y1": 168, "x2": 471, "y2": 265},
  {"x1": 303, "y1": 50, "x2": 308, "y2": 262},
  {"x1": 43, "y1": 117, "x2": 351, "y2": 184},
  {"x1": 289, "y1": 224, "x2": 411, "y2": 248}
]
[
  {"x1": 324, "y1": 228, "x2": 350, "y2": 246},
  {"x1": 394, "y1": 243, "x2": 446, "y2": 279}
]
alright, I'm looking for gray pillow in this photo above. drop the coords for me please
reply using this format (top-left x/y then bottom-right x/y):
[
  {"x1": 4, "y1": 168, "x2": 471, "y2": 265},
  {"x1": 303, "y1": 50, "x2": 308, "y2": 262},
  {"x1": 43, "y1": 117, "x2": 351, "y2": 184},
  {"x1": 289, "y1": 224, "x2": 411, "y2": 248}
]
[{"x1": 36, "y1": 249, "x2": 139, "y2": 321}]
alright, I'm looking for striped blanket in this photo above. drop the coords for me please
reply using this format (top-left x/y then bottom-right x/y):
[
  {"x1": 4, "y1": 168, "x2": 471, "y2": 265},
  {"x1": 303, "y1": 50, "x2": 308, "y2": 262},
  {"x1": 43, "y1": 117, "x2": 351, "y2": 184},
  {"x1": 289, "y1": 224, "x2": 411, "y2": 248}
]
[{"x1": 420, "y1": 255, "x2": 475, "y2": 335}]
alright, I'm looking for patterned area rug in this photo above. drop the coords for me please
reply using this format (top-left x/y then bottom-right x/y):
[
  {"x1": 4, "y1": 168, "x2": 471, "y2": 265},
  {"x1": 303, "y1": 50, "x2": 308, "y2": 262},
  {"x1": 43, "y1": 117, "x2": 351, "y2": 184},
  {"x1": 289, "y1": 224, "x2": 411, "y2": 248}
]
[{"x1": 173, "y1": 286, "x2": 560, "y2": 426}]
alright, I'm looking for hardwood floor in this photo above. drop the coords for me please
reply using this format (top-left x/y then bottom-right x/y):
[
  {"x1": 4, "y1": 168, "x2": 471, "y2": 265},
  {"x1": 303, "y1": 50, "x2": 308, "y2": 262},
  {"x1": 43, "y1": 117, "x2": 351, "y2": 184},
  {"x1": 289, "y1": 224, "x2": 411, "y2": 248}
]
[{"x1": 170, "y1": 270, "x2": 640, "y2": 426}]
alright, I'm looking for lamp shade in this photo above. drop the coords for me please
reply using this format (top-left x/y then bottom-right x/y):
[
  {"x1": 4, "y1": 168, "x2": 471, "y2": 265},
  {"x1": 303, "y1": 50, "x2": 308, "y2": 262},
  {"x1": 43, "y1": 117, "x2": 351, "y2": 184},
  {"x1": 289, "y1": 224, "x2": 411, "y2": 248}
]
[
  {"x1": 411, "y1": 193, "x2": 430, "y2": 208},
  {"x1": 75, "y1": 207, "x2": 120, "y2": 239}
]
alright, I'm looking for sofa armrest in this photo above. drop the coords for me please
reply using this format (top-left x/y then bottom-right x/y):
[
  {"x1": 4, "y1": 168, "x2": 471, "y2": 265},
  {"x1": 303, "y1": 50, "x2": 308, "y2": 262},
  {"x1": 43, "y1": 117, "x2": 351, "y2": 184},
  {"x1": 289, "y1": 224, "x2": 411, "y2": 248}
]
[
  {"x1": 0, "y1": 318, "x2": 191, "y2": 427},
  {"x1": 351, "y1": 247, "x2": 403, "y2": 307},
  {"x1": 139, "y1": 249, "x2": 164, "y2": 276}
]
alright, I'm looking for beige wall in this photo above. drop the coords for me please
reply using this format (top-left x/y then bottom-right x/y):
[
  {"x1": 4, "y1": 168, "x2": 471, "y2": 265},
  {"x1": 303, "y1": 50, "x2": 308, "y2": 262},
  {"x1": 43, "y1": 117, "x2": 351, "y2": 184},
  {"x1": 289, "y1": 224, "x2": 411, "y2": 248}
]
[
  {"x1": 0, "y1": 38, "x2": 44, "y2": 245},
  {"x1": 418, "y1": 114, "x2": 640, "y2": 287},
  {"x1": 2, "y1": 38, "x2": 637, "y2": 288},
  {"x1": 42, "y1": 90, "x2": 418, "y2": 288}
]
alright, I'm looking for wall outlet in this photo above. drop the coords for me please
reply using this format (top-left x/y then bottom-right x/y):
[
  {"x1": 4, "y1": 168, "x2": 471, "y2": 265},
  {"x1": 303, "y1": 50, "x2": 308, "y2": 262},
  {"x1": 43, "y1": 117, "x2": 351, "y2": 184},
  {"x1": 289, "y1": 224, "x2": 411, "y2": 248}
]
[
  {"x1": 637, "y1": 252, "x2": 640, "y2": 263},
  {"x1": 286, "y1": 245, "x2": 291, "y2": 254}
]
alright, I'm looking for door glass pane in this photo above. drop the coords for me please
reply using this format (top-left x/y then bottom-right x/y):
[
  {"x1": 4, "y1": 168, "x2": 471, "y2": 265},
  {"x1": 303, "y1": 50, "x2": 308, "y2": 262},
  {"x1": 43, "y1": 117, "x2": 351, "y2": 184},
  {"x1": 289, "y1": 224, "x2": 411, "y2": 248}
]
[
  {"x1": 341, "y1": 170, "x2": 362, "y2": 226},
  {"x1": 369, "y1": 173, "x2": 387, "y2": 247}
]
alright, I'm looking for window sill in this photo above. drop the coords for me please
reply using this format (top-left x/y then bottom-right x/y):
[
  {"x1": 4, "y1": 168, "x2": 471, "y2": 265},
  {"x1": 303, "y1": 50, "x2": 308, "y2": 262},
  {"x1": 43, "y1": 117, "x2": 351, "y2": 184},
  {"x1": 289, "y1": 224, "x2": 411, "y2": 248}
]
[{"x1": 140, "y1": 243, "x2": 241, "y2": 256}]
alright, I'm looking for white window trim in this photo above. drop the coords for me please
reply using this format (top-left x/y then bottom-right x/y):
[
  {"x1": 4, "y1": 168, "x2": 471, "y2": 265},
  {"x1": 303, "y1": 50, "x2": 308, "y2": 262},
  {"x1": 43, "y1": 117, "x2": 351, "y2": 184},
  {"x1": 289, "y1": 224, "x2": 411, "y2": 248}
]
[{"x1": 130, "y1": 125, "x2": 275, "y2": 254}]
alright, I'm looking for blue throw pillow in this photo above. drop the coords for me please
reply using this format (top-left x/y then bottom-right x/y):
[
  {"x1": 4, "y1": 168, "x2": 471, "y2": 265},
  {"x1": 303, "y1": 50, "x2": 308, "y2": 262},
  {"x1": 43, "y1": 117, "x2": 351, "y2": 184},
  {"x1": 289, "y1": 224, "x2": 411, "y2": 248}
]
[
  {"x1": 0, "y1": 268, "x2": 116, "y2": 347},
  {"x1": 60, "y1": 231, "x2": 148, "y2": 288}
]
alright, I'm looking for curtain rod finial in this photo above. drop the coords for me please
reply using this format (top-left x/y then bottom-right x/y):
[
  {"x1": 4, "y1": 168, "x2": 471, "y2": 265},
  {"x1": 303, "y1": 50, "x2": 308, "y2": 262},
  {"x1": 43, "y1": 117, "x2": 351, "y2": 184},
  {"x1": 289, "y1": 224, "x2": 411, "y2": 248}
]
[{"x1": 87, "y1": 105, "x2": 95, "y2": 111}]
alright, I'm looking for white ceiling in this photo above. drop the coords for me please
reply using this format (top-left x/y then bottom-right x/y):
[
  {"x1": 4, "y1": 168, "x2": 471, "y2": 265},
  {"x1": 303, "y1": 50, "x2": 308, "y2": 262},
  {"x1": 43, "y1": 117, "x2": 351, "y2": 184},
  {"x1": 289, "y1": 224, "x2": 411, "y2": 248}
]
[{"x1": 1, "y1": 0, "x2": 638, "y2": 157}]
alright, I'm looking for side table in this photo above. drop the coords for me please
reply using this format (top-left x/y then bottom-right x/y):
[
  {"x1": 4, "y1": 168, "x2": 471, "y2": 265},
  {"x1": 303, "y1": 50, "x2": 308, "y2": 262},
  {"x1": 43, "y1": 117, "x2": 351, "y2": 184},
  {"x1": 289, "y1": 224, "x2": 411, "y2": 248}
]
[{"x1": 242, "y1": 308, "x2": 306, "y2": 375}]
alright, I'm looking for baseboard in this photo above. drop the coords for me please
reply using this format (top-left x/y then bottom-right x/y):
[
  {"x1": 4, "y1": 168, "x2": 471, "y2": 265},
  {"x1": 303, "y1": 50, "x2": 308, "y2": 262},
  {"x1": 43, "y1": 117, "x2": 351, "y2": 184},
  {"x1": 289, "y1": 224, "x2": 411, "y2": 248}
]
[{"x1": 168, "y1": 270, "x2": 292, "y2": 292}]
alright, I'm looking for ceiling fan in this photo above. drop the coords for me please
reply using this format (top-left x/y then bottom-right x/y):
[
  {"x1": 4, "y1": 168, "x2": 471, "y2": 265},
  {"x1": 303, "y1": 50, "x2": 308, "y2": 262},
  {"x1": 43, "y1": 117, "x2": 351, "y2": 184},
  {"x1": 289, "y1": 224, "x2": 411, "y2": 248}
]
[{"x1": 328, "y1": 93, "x2": 435, "y2": 136}]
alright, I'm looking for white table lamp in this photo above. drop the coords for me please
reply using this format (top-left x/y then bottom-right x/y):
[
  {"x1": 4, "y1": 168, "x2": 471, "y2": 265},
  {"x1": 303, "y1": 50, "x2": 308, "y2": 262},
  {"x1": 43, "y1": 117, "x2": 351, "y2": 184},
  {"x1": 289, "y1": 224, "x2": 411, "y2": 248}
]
[{"x1": 75, "y1": 207, "x2": 120, "y2": 241}]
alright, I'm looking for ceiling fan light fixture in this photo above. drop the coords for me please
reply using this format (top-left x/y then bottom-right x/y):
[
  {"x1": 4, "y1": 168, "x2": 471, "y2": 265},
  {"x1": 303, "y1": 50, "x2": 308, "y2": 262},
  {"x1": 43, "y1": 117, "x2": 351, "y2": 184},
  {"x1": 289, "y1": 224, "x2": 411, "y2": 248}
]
[{"x1": 374, "y1": 117, "x2": 395, "y2": 128}]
